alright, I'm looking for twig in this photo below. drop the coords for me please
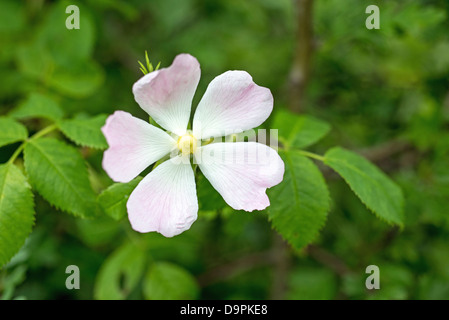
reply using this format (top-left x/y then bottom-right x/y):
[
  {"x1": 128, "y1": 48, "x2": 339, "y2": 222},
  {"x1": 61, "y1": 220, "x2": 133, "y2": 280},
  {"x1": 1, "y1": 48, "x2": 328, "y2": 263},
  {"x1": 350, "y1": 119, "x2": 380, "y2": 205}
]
[
  {"x1": 306, "y1": 245, "x2": 351, "y2": 276},
  {"x1": 288, "y1": 0, "x2": 314, "y2": 113},
  {"x1": 197, "y1": 250, "x2": 277, "y2": 287},
  {"x1": 359, "y1": 139, "x2": 412, "y2": 164},
  {"x1": 269, "y1": 233, "x2": 291, "y2": 299}
]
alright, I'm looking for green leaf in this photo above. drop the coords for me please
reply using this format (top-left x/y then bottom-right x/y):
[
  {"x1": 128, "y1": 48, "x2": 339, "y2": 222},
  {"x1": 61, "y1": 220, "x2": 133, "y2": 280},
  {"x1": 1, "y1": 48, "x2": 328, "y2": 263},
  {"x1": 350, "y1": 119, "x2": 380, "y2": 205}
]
[
  {"x1": 37, "y1": 0, "x2": 95, "y2": 64},
  {"x1": 0, "y1": 163, "x2": 35, "y2": 267},
  {"x1": 324, "y1": 147, "x2": 404, "y2": 226},
  {"x1": 143, "y1": 262, "x2": 199, "y2": 300},
  {"x1": 272, "y1": 109, "x2": 330, "y2": 149},
  {"x1": 9, "y1": 92, "x2": 64, "y2": 121},
  {"x1": 16, "y1": 48, "x2": 104, "y2": 99},
  {"x1": 97, "y1": 177, "x2": 142, "y2": 221},
  {"x1": 47, "y1": 60, "x2": 104, "y2": 98},
  {"x1": 59, "y1": 114, "x2": 108, "y2": 149},
  {"x1": 76, "y1": 217, "x2": 121, "y2": 247},
  {"x1": 0, "y1": 117, "x2": 28, "y2": 148},
  {"x1": 267, "y1": 150, "x2": 330, "y2": 249},
  {"x1": 94, "y1": 242, "x2": 146, "y2": 300},
  {"x1": 24, "y1": 138, "x2": 99, "y2": 218},
  {"x1": 14, "y1": 2, "x2": 103, "y2": 99}
]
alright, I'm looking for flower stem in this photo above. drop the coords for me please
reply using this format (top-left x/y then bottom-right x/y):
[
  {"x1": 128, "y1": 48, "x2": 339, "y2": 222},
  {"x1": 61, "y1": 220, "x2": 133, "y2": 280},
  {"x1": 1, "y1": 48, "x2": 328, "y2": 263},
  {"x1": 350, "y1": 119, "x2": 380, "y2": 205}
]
[
  {"x1": 7, "y1": 124, "x2": 58, "y2": 165},
  {"x1": 296, "y1": 149, "x2": 325, "y2": 162},
  {"x1": 29, "y1": 124, "x2": 58, "y2": 141},
  {"x1": 7, "y1": 143, "x2": 26, "y2": 165}
]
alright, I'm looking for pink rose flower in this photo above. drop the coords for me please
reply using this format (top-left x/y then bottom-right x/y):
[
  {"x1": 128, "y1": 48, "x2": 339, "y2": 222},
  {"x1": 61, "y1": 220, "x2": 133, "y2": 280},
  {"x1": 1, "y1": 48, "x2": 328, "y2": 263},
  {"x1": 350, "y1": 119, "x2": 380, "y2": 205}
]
[{"x1": 102, "y1": 54, "x2": 284, "y2": 237}]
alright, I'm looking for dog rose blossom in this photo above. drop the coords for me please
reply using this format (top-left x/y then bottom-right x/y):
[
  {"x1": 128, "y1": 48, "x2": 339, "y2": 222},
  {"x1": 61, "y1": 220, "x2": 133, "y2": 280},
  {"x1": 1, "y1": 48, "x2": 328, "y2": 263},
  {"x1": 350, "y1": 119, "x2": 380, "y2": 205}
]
[{"x1": 102, "y1": 53, "x2": 284, "y2": 237}]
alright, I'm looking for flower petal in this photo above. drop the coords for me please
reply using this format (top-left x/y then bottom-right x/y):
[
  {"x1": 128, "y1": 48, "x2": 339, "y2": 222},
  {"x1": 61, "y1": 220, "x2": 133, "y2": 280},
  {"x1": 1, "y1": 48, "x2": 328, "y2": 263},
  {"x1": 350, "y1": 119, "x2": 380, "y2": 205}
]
[
  {"x1": 102, "y1": 111, "x2": 176, "y2": 183},
  {"x1": 196, "y1": 142, "x2": 284, "y2": 211},
  {"x1": 127, "y1": 157, "x2": 198, "y2": 237},
  {"x1": 192, "y1": 71, "x2": 273, "y2": 139},
  {"x1": 132, "y1": 54, "x2": 201, "y2": 136}
]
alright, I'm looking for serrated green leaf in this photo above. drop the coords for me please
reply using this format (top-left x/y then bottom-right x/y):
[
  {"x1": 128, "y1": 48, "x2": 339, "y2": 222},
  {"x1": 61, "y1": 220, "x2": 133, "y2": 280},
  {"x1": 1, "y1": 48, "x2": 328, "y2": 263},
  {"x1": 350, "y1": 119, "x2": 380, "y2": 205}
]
[
  {"x1": 24, "y1": 138, "x2": 99, "y2": 218},
  {"x1": 324, "y1": 147, "x2": 404, "y2": 226},
  {"x1": 9, "y1": 92, "x2": 64, "y2": 121},
  {"x1": 0, "y1": 163, "x2": 35, "y2": 267},
  {"x1": 59, "y1": 114, "x2": 108, "y2": 149},
  {"x1": 98, "y1": 177, "x2": 142, "y2": 221},
  {"x1": 94, "y1": 242, "x2": 146, "y2": 300},
  {"x1": 0, "y1": 117, "x2": 28, "y2": 148},
  {"x1": 143, "y1": 262, "x2": 199, "y2": 300},
  {"x1": 267, "y1": 150, "x2": 330, "y2": 249},
  {"x1": 272, "y1": 109, "x2": 330, "y2": 149}
]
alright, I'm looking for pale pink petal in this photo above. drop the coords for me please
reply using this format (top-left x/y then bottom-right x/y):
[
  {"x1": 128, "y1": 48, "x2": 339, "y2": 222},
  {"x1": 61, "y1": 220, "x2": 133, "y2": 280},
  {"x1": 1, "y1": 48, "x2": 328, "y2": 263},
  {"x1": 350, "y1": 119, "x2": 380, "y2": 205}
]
[
  {"x1": 195, "y1": 142, "x2": 284, "y2": 211},
  {"x1": 132, "y1": 54, "x2": 201, "y2": 136},
  {"x1": 192, "y1": 71, "x2": 273, "y2": 139},
  {"x1": 102, "y1": 111, "x2": 176, "y2": 183},
  {"x1": 127, "y1": 157, "x2": 198, "y2": 237}
]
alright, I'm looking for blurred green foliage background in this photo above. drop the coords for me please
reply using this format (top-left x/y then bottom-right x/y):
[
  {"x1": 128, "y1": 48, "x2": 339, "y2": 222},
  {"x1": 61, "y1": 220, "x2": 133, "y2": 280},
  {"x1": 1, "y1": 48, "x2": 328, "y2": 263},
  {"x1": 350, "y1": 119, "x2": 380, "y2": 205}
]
[{"x1": 1, "y1": 0, "x2": 449, "y2": 300}]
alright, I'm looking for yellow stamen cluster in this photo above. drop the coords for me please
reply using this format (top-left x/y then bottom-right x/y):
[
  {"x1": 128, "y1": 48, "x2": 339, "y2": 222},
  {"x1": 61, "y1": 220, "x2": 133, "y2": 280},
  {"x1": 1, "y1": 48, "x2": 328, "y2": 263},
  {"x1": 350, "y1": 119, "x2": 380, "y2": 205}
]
[{"x1": 177, "y1": 134, "x2": 197, "y2": 155}]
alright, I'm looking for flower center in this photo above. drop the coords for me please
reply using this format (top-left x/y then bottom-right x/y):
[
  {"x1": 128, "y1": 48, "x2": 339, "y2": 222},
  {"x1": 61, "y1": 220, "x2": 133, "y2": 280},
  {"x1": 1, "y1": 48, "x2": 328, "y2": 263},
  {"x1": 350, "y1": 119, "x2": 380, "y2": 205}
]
[{"x1": 177, "y1": 133, "x2": 197, "y2": 155}]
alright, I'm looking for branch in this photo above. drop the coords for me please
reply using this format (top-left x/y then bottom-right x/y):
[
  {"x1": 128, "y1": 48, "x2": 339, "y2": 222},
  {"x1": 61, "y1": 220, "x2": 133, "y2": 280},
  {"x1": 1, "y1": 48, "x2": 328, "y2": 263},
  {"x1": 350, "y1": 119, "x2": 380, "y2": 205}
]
[
  {"x1": 269, "y1": 233, "x2": 290, "y2": 299},
  {"x1": 305, "y1": 245, "x2": 351, "y2": 276},
  {"x1": 197, "y1": 250, "x2": 277, "y2": 287},
  {"x1": 288, "y1": 0, "x2": 314, "y2": 113},
  {"x1": 359, "y1": 139, "x2": 411, "y2": 164}
]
